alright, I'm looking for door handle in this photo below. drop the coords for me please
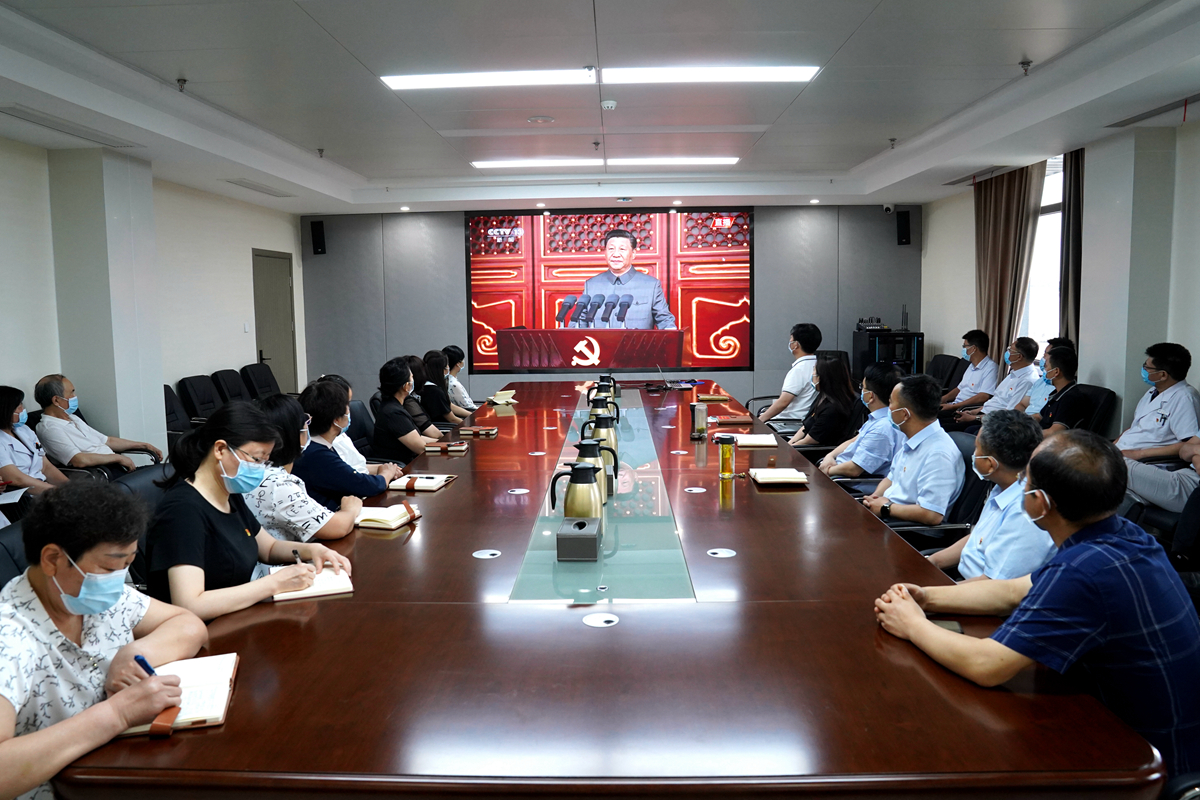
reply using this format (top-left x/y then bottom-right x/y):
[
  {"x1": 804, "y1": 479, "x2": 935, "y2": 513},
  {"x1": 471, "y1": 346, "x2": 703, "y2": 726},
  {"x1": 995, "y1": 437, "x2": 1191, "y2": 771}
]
[{"x1": 259, "y1": 349, "x2": 271, "y2": 363}]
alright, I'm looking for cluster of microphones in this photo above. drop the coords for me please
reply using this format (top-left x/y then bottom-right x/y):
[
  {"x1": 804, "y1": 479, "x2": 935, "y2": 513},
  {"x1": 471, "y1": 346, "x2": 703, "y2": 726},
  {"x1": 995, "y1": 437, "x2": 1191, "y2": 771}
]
[{"x1": 555, "y1": 293, "x2": 634, "y2": 328}]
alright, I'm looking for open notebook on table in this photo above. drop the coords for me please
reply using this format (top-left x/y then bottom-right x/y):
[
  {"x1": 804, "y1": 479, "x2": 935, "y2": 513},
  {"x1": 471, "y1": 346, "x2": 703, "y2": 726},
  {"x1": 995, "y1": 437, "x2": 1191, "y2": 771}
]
[
  {"x1": 270, "y1": 564, "x2": 354, "y2": 601},
  {"x1": 390, "y1": 473, "x2": 456, "y2": 492},
  {"x1": 731, "y1": 434, "x2": 779, "y2": 447},
  {"x1": 488, "y1": 390, "x2": 517, "y2": 405},
  {"x1": 120, "y1": 653, "x2": 238, "y2": 736},
  {"x1": 748, "y1": 468, "x2": 809, "y2": 485}
]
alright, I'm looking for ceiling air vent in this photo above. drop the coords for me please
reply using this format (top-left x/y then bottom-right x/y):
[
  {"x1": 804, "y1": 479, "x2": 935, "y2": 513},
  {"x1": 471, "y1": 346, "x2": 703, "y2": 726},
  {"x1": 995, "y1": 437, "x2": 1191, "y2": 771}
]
[
  {"x1": 943, "y1": 167, "x2": 1009, "y2": 187},
  {"x1": 0, "y1": 104, "x2": 141, "y2": 148},
  {"x1": 1107, "y1": 92, "x2": 1200, "y2": 127},
  {"x1": 223, "y1": 178, "x2": 297, "y2": 198}
]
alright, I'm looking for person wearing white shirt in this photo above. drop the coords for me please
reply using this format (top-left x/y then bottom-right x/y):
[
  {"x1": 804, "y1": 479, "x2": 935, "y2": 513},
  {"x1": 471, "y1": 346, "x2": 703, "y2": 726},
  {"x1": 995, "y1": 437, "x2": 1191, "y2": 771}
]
[
  {"x1": 443, "y1": 345, "x2": 477, "y2": 412},
  {"x1": 758, "y1": 323, "x2": 821, "y2": 423},
  {"x1": 33, "y1": 375, "x2": 162, "y2": 473},
  {"x1": 1115, "y1": 343, "x2": 1200, "y2": 460},
  {"x1": 1017, "y1": 338, "x2": 1074, "y2": 417},
  {"x1": 0, "y1": 387, "x2": 68, "y2": 502},
  {"x1": 0, "y1": 480, "x2": 207, "y2": 800},
  {"x1": 952, "y1": 337, "x2": 1040, "y2": 430},
  {"x1": 863, "y1": 375, "x2": 965, "y2": 526},
  {"x1": 314, "y1": 374, "x2": 398, "y2": 476},
  {"x1": 819, "y1": 363, "x2": 905, "y2": 479},
  {"x1": 929, "y1": 410, "x2": 1057, "y2": 581},
  {"x1": 941, "y1": 330, "x2": 999, "y2": 414}
]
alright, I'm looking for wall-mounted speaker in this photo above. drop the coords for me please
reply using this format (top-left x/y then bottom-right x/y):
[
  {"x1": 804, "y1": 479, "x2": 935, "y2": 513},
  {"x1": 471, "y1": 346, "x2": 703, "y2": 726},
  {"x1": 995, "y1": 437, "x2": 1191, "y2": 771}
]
[
  {"x1": 311, "y1": 220, "x2": 326, "y2": 255},
  {"x1": 896, "y1": 210, "x2": 911, "y2": 246}
]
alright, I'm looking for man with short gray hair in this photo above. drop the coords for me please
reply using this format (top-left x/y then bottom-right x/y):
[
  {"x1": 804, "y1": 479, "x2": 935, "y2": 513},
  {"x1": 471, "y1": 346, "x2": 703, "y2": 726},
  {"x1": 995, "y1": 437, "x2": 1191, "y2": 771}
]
[{"x1": 34, "y1": 374, "x2": 162, "y2": 474}]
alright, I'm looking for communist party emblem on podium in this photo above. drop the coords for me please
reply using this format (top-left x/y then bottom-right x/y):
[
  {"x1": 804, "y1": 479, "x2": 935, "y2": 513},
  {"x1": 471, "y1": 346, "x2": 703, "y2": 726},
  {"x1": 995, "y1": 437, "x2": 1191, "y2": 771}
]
[{"x1": 571, "y1": 336, "x2": 601, "y2": 366}]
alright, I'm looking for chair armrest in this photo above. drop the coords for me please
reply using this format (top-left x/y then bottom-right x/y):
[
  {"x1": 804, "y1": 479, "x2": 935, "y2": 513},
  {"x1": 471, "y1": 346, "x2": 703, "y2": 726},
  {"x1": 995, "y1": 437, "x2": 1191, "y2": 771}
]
[
  {"x1": 58, "y1": 465, "x2": 104, "y2": 481},
  {"x1": 190, "y1": 417, "x2": 207, "y2": 426},
  {"x1": 123, "y1": 447, "x2": 162, "y2": 464},
  {"x1": 745, "y1": 395, "x2": 777, "y2": 417},
  {"x1": 886, "y1": 522, "x2": 974, "y2": 534},
  {"x1": 1136, "y1": 456, "x2": 1190, "y2": 471},
  {"x1": 433, "y1": 422, "x2": 457, "y2": 432}
]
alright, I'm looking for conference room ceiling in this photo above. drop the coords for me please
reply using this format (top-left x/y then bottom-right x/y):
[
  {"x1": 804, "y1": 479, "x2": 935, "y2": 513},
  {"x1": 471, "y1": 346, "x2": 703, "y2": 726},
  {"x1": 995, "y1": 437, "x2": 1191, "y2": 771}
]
[{"x1": 0, "y1": 0, "x2": 1196, "y2": 212}]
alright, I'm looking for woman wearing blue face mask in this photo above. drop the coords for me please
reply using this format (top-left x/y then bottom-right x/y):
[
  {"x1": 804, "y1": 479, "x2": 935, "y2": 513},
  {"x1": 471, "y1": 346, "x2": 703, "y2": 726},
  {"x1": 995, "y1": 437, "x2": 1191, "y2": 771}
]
[
  {"x1": 787, "y1": 356, "x2": 859, "y2": 447},
  {"x1": 144, "y1": 402, "x2": 352, "y2": 621},
  {"x1": 0, "y1": 386, "x2": 69, "y2": 518},
  {"x1": 0, "y1": 480, "x2": 208, "y2": 800}
]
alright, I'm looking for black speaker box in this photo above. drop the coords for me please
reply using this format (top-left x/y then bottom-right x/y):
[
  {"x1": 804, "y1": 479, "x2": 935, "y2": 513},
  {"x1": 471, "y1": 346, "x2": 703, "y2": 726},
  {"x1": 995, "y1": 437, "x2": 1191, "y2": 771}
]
[
  {"x1": 896, "y1": 211, "x2": 911, "y2": 246},
  {"x1": 311, "y1": 220, "x2": 326, "y2": 255}
]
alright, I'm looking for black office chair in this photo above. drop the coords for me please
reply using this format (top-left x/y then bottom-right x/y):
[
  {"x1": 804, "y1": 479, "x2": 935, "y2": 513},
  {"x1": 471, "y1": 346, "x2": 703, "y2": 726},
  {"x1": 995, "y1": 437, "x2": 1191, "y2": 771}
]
[
  {"x1": 369, "y1": 390, "x2": 383, "y2": 419},
  {"x1": 114, "y1": 463, "x2": 174, "y2": 587},
  {"x1": 164, "y1": 384, "x2": 202, "y2": 452},
  {"x1": 887, "y1": 432, "x2": 990, "y2": 550},
  {"x1": 925, "y1": 354, "x2": 968, "y2": 393},
  {"x1": 240, "y1": 362, "x2": 282, "y2": 400},
  {"x1": 1073, "y1": 383, "x2": 1117, "y2": 435},
  {"x1": 0, "y1": 519, "x2": 27, "y2": 588},
  {"x1": 346, "y1": 400, "x2": 374, "y2": 456},
  {"x1": 211, "y1": 369, "x2": 253, "y2": 404},
  {"x1": 1161, "y1": 772, "x2": 1200, "y2": 800},
  {"x1": 176, "y1": 375, "x2": 223, "y2": 420}
]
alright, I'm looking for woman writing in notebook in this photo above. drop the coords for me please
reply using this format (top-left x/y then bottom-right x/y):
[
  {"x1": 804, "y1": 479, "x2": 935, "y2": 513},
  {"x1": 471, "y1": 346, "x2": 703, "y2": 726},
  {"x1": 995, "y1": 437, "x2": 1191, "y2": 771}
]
[
  {"x1": 372, "y1": 358, "x2": 438, "y2": 464},
  {"x1": 143, "y1": 403, "x2": 351, "y2": 622},
  {"x1": 246, "y1": 393, "x2": 361, "y2": 542},
  {"x1": 0, "y1": 480, "x2": 208, "y2": 800}
]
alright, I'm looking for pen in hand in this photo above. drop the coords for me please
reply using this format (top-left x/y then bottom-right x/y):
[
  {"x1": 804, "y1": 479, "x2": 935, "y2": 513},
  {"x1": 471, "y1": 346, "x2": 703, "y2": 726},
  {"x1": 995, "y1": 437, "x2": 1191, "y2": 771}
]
[
  {"x1": 134, "y1": 655, "x2": 156, "y2": 677},
  {"x1": 292, "y1": 549, "x2": 303, "y2": 565}
]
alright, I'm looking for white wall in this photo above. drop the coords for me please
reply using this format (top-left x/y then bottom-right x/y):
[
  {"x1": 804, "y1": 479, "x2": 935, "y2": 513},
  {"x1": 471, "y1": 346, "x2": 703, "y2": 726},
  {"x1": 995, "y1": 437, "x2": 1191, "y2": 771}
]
[
  {"x1": 153, "y1": 180, "x2": 306, "y2": 386},
  {"x1": 920, "y1": 191, "x2": 976, "y2": 358},
  {"x1": 0, "y1": 136, "x2": 59, "y2": 393},
  {"x1": 1169, "y1": 119, "x2": 1200, "y2": 355}
]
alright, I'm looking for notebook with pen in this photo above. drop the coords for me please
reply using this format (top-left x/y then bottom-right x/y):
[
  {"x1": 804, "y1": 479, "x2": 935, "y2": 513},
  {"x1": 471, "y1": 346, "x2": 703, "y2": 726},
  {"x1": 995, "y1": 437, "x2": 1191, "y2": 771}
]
[
  {"x1": 457, "y1": 425, "x2": 498, "y2": 436},
  {"x1": 120, "y1": 653, "x2": 239, "y2": 736},
  {"x1": 426, "y1": 441, "x2": 469, "y2": 454},
  {"x1": 355, "y1": 501, "x2": 421, "y2": 530},
  {"x1": 488, "y1": 390, "x2": 518, "y2": 405},
  {"x1": 731, "y1": 434, "x2": 779, "y2": 447},
  {"x1": 270, "y1": 564, "x2": 354, "y2": 601},
  {"x1": 712, "y1": 414, "x2": 753, "y2": 425},
  {"x1": 389, "y1": 473, "x2": 456, "y2": 492}
]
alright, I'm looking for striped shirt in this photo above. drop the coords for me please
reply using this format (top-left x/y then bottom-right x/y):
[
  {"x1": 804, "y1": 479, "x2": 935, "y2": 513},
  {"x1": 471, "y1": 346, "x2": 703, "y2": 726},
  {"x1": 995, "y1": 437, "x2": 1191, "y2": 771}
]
[{"x1": 992, "y1": 515, "x2": 1200, "y2": 776}]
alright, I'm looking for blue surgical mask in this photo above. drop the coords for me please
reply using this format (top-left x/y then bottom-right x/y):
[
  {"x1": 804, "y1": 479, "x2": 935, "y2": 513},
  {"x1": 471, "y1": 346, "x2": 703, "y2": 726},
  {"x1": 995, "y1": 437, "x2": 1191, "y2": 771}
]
[
  {"x1": 971, "y1": 455, "x2": 996, "y2": 481},
  {"x1": 787, "y1": 341, "x2": 796, "y2": 356},
  {"x1": 1040, "y1": 375, "x2": 1054, "y2": 387},
  {"x1": 1003, "y1": 351, "x2": 1012, "y2": 366},
  {"x1": 66, "y1": 396, "x2": 79, "y2": 414},
  {"x1": 342, "y1": 413, "x2": 351, "y2": 432},
  {"x1": 1035, "y1": 359, "x2": 1044, "y2": 370},
  {"x1": 13, "y1": 409, "x2": 27, "y2": 428},
  {"x1": 1142, "y1": 367, "x2": 1155, "y2": 385},
  {"x1": 219, "y1": 450, "x2": 267, "y2": 494},
  {"x1": 53, "y1": 553, "x2": 128, "y2": 616},
  {"x1": 888, "y1": 408, "x2": 909, "y2": 431},
  {"x1": 860, "y1": 390, "x2": 871, "y2": 408},
  {"x1": 810, "y1": 374, "x2": 818, "y2": 390},
  {"x1": 961, "y1": 348, "x2": 970, "y2": 360}
]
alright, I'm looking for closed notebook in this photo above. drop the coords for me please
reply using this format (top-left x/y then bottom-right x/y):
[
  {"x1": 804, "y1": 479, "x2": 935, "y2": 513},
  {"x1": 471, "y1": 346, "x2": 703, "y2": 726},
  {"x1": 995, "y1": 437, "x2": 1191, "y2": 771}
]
[
  {"x1": 389, "y1": 473, "x2": 456, "y2": 492},
  {"x1": 748, "y1": 468, "x2": 809, "y2": 485},
  {"x1": 355, "y1": 501, "x2": 421, "y2": 530},
  {"x1": 713, "y1": 414, "x2": 753, "y2": 425},
  {"x1": 270, "y1": 564, "x2": 354, "y2": 601},
  {"x1": 696, "y1": 394, "x2": 731, "y2": 403},
  {"x1": 426, "y1": 441, "x2": 469, "y2": 453},
  {"x1": 732, "y1": 434, "x2": 779, "y2": 447},
  {"x1": 488, "y1": 390, "x2": 517, "y2": 405},
  {"x1": 458, "y1": 426, "x2": 498, "y2": 436},
  {"x1": 120, "y1": 653, "x2": 239, "y2": 736}
]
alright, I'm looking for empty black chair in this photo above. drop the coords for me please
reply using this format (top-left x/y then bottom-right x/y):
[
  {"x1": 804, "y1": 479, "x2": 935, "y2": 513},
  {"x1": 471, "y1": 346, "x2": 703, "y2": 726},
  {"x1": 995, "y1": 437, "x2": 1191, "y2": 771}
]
[
  {"x1": 240, "y1": 362, "x2": 282, "y2": 400},
  {"x1": 0, "y1": 519, "x2": 27, "y2": 588},
  {"x1": 211, "y1": 369, "x2": 253, "y2": 404},
  {"x1": 114, "y1": 463, "x2": 174, "y2": 587},
  {"x1": 177, "y1": 375, "x2": 223, "y2": 420},
  {"x1": 888, "y1": 432, "x2": 990, "y2": 550},
  {"x1": 346, "y1": 399, "x2": 374, "y2": 456},
  {"x1": 1073, "y1": 383, "x2": 1117, "y2": 435},
  {"x1": 926, "y1": 354, "x2": 968, "y2": 393},
  {"x1": 163, "y1": 384, "x2": 198, "y2": 451}
]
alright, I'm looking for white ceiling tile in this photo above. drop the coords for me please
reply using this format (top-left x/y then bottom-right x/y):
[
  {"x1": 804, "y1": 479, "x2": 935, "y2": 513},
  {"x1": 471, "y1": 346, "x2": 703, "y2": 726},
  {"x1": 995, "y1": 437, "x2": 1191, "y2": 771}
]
[{"x1": 859, "y1": 0, "x2": 1151, "y2": 31}]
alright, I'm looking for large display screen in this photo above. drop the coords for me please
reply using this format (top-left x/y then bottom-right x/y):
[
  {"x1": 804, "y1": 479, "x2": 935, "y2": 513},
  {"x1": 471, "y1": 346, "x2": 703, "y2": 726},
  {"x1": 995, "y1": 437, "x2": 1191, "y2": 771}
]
[{"x1": 467, "y1": 210, "x2": 752, "y2": 373}]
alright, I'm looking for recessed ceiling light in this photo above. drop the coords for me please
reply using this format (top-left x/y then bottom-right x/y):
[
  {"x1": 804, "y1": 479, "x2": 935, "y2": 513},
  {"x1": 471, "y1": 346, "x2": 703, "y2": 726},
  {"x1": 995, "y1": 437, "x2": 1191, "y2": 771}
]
[
  {"x1": 606, "y1": 157, "x2": 738, "y2": 166},
  {"x1": 527, "y1": 116, "x2": 555, "y2": 124},
  {"x1": 668, "y1": 209, "x2": 677, "y2": 214},
  {"x1": 536, "y1": 202, "x2": 545, "y2": 207},
  {"x1": 382, "y1": 67, "x2": 595, "y2": 90},
  {"x1": 809, "y1": 199, "x2": 820, "y2": 204},
  {"x1": 602, "y1": 66, "x2": 818, "y2": 84},
  {"x1": 400, "y1": 206, "x2": 410, "y2": 211},
  {"x1": 543, "y1": 211, "x2": 550, "y2": 215},
  {"x1": 672, "y1": 200, "x2": 682, "y2": 205},
  {"x1": 471, "y1": 159, "x2": 604, "y2": 169}
]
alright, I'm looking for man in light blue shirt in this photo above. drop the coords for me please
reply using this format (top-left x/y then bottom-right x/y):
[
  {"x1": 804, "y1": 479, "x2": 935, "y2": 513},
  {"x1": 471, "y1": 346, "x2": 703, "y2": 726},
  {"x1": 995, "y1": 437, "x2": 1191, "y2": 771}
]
[
  {"x1": 863, "y1": 374, "x2": 965, "y2": 526},
  {"x1": 930, "y1": 410, "x2": 1056, "y2": 581},
  {"x1": 820, "y1": 363, "x2": 904, "y2": 479},
  {"x1": 1018, "y1": 338, "x2": 1074, "y2": 417},
  {"x1": 579, "y1": 229, "x2": 676, "y2": 330}
]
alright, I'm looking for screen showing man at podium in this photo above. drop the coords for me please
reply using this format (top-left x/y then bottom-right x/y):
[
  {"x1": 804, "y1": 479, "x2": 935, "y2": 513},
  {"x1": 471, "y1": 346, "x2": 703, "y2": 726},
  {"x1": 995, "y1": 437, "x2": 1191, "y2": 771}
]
[{"x1": 467, "y1": 210, "x2": 752, "y2": 373}]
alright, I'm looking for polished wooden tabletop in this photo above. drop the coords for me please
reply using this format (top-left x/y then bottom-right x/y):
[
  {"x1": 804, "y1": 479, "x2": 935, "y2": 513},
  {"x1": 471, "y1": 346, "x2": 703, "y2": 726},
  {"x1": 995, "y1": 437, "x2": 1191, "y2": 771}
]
[{"x1": 56, "y1": 380, "x2": 1163, "y2": 799}]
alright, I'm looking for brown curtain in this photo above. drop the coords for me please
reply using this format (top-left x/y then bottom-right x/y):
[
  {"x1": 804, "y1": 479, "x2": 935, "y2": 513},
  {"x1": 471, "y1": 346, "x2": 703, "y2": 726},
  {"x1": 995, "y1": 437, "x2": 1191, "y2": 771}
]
[
  {"x1": 1059, "y1": 148, "x2": 1084, "y2": 345},
  {"x1": 974, "y1": 161, "x2": 1046, "y2": 357}
]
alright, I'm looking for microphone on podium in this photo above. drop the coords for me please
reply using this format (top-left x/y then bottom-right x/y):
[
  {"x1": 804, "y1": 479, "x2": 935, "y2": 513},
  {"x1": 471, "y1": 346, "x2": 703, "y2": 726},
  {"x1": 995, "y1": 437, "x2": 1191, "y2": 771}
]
[
  {"x1": 555, "y1": 295, "x2": 578, "y2": 326},
  {"x1": 582, "y1": 294, "x2": 604, "y2": 325},
  {"x1": 570, "y1": 294, "x2": 592, "y2": 324},
  {"x1": 615, "y1": 294, "x2": 634, "y2": 327},
  {"x1": 599, "y1": 294, "x2": 620, "y2": 323}
]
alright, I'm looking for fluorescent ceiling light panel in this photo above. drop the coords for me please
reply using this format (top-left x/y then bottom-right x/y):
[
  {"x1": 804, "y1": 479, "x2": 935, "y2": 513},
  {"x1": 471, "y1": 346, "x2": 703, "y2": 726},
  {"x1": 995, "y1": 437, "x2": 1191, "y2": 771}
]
[
  {"x1": 602, "y1": 66, "x2": 818, "y2": 84},
  {"x1": 606, "y1": 157, "x2": 739, "y2": 166},
  {"x1": 471, "y1": 158, "x2": 604, "y2": 169},
  {"x1": 382, "y1": 68, "x2": 595, "y2": 90}
]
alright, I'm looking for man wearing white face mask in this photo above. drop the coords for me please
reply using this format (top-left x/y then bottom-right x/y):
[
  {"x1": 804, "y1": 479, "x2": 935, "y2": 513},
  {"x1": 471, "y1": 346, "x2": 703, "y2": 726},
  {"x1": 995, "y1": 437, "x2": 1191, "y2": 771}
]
[
  {"x1": 875, "y1": 430, "x2": 1200, "y2": 779},
  {"x1": 928, "y1": 410, "x2": 1056, "y2": 581},
  {"x1": 758, "y1": 322, "x2": 821, "y2": 425},
  {"x1": 0, "y1": 480, "x2": 208, "y2": 800}
]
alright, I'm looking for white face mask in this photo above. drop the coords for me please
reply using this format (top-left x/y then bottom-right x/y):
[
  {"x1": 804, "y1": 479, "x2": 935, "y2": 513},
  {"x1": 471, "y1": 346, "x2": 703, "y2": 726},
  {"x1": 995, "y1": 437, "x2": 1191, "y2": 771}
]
[
  {"x1": 972, "y1": 455, "x2": 997, "y2": 481},
  {"x1": 787, "y1": 340, "x2": 796, "y2": 356},
  {"x1": 1024, "y1": 487, "x2": 1048, "y2": 523}
]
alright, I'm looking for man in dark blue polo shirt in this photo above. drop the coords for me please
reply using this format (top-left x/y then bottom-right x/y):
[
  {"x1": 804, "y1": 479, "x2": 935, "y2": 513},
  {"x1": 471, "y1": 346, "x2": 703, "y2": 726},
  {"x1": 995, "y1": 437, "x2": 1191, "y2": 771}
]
[{"x1": 875, "y1": 429, "x2": 1200, "y2": 777}]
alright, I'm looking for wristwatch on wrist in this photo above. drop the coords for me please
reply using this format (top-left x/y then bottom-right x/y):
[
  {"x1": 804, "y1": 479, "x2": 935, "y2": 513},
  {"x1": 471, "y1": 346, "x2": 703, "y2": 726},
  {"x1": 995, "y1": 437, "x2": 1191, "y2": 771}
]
[{"x1": 880, "y1": 502, "x2": 892, "y2": 519}]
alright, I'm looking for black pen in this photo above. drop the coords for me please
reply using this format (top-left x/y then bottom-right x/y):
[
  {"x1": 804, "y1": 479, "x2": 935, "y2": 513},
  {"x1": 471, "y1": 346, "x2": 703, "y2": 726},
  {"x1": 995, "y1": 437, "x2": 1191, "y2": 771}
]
[{"x1": 292, "y1": 549, "x2": 303, "y2": 565}]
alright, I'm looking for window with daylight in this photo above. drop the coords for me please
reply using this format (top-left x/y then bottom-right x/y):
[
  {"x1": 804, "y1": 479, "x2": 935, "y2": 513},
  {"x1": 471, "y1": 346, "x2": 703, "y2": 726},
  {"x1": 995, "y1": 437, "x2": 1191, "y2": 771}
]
[{"x1": 1018, "y1": 156, "x2": 1064, "y2": 352}]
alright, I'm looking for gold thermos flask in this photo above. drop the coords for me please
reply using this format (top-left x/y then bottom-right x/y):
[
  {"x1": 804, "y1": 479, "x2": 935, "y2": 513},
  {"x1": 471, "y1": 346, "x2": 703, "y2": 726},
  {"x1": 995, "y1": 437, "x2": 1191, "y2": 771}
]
[
  {"x1": 579, "y1": 414, "x2": 618, "y2": 472},
  {"x1": 549, "y1": 462, "x2": 604, "y2": 518},
  {"x1": 588, "y1": 395, "x2": 620, "y2": 422},
  {"x1": 570, "y1": 438, "x2": 619, "y2": 502}
]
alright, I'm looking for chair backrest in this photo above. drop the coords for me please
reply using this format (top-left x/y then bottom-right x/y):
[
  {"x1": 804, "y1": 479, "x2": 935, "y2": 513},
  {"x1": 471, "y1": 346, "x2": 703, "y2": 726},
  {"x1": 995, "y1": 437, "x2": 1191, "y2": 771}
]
[
  {"x1": 114, "y1": 463, "x2": 175, "y2": 586},
  {"x1": 945, "y1": 431, "x2": 989, "y2": 525},
  {"x1": 176, "y1": 376, "x2": 223, "y2": 420},
  {"x1": 926, "y1": 354, "x2": 967, "y2": 392},
  {"x1": 163, "y1": 384, "x2": 191, "y2": 434},
  {"x1": 347, "y1": 400, "x2": 374, "y2": 455},
  {"x1": 0, "y1": 520, "x2": 26, "y2": 590},
  {"x1": 842, "y1": 398, "x2": 869, "y2": 441},
  {"x1": 1073, "y1": 383, "x2": 1117, "y2": 434},
  {"x1": 211, "y1": 369, "x2": 252, "y2": 404},
  {"x1": 370, "y1": 391, "x2": 383, "y2": 419},
  {"x1": 239, "y1": 363, "x2": 281, "y2": 400}
]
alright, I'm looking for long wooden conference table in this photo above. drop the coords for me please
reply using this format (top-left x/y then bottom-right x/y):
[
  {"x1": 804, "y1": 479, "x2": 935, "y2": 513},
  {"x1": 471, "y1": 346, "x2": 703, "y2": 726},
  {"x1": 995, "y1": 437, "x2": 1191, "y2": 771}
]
[{"x1": 57, "y1": 380, "x2": 1162, "y2": 799}]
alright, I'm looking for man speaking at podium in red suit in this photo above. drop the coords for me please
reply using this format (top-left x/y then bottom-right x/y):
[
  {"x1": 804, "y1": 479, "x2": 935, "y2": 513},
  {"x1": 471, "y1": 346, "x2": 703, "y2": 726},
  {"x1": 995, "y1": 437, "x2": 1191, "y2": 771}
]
[{"x1": 570, "y1": 229, "x2": 677, "y2": 330}]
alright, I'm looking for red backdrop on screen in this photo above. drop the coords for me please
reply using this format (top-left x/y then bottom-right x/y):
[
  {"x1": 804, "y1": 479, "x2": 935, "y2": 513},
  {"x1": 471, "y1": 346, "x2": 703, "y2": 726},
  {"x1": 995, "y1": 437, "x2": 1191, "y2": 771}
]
[{"x1": 468, "y1": 211, "x2": 751, "y2": 372}]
